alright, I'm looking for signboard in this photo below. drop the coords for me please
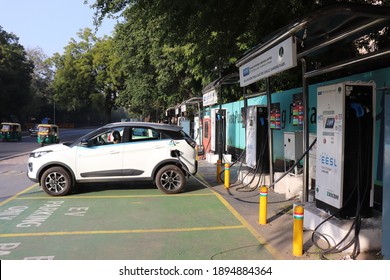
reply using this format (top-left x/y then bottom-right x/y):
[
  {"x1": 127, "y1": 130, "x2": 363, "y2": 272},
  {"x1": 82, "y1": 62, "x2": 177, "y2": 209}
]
[
  {"x1": 203, "y1": 89, "x2": 218, "y2": 107},
  {"x1": 239, "y1": 36, "x2": 297, "y2": 87}
]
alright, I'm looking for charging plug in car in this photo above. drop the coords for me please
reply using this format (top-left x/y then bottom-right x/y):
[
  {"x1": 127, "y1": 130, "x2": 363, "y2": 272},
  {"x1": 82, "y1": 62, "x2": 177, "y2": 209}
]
[{"x1": 171, "y1": 150, "x2": 181, "y2": 157}]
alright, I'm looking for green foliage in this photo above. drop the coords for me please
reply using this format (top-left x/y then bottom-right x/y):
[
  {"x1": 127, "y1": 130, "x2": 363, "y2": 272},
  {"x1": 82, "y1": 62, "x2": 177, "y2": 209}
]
[
  {"x1": 21, "y1": 47, "x2": 57, "y2": 123},
  {"x1": 91, "y1": 0, "x2": 324, "y2": 120},
  {"x1": 4, "y1": 1, "x2": 390, "y2": 124},
  {"x1": 0, "y1": 26, "x2": 34, "y2": 122},
  {"x1": 51, "y1": 28, "x2": 123, "y2": 123}
]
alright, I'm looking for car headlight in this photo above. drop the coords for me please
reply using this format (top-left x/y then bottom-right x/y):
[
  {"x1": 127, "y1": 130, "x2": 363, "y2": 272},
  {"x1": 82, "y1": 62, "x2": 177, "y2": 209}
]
[{"x1": 30, "y1": 150, "x2": 52, "y2": 158}]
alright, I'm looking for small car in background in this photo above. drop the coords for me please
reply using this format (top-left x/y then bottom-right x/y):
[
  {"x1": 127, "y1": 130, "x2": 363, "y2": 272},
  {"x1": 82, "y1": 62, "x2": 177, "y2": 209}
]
[
  {"x1": 27, "y1": 122, "x2": 198, "y2": 196},
  {"x1": 29, "y1": 124, "x2": 39, "y2": 137}
]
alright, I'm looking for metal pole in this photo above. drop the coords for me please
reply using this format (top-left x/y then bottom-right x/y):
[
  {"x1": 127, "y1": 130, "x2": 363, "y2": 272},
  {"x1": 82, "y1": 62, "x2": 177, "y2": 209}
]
[
  {"x1": 218, "y1": 87, "x2": 223, "y2": 161},
  {"x1": 266, "y1": 78, "x2": 274, "y2": 186},
  {"x1": 301, "y1": 58, "x2": 309, "y2": 202}
]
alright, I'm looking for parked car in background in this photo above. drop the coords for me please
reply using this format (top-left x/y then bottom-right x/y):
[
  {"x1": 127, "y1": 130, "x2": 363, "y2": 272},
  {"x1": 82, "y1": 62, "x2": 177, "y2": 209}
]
[{"x1": 27, "y1": 122, "x2": 198, "y2": 196}]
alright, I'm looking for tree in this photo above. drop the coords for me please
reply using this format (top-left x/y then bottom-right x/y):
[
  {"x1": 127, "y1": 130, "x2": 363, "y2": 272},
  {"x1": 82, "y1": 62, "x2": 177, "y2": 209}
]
[
  {"x1": 89, "y1": 0, "x2": 322, "y2": 120},
  {"x1": 0, "y1": 26, "x2": 34, "y2": 122},
  {"x1": 25, "y1": 47, "x2": 55, "y2": 123},
  {"x1": 92, "y1": 37, "x2": 124, "y2": 122},
  {"x1": 88, "y1": 0, "x2": 389, "y2": 120},
  {"x1": 52, "y1": 28, "x2": 123, "y2": 124}
]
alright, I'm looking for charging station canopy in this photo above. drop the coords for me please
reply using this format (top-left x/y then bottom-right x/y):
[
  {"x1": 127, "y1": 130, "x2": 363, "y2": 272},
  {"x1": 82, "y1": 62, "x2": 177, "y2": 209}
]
[{"x1": 236, "y1": 2, "x2": 390, "y2": 80}]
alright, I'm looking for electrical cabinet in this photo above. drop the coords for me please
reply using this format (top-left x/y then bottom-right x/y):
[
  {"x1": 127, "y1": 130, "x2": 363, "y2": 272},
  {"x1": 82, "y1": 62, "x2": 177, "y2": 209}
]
[{"x1": 283, "y1": 131, "x2": 303, "y2": 161}]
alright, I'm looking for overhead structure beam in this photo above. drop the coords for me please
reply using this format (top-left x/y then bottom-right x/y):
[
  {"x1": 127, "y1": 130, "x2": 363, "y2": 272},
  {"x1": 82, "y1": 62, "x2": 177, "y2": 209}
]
[{"x1": 235, "y1": 3, "x2": 390, "y2": 202}]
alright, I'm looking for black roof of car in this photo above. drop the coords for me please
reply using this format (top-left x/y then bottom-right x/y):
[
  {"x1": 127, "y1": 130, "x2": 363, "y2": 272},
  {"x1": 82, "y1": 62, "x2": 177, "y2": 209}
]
[{"x1": 102, "y1": 122, "x2": 183, "y2": 132}]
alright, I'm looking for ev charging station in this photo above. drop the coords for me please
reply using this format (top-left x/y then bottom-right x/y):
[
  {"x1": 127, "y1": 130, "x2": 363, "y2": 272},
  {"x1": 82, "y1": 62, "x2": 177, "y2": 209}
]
[
  {"x1": 204, "y1": 109, "x2": 232, "y2": 163},
  {"x1": 210, "y1": 108, "x2": 226, "y2": 154},
  {"x1": 316, "y1": 82, "x2": 375, "y2": 218},
  {"x1": 202, "y1": 116, "x2": 211, "y2": 155},
  {"x1": 245, "y1": 105, "x2": 269, "y2": 173},
  {"x1": 178, "y1": 117, "x2": 191, "y2": 136},
  {"x1": 234, "y1": 2, "x2": 390, "y2": 256}
]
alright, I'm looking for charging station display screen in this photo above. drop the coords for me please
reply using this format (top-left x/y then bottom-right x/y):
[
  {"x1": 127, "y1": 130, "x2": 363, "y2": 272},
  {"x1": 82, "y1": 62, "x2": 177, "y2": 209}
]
[{"x1": 325, "y1": 118, "x2": 335, "y2": 128}]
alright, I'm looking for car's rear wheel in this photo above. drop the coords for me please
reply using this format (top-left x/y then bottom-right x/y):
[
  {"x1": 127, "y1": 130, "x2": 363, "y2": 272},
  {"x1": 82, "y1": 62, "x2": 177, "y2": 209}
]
[
  {"x1": 155, "y1": 165, "x2": 186, "y2": 194},
  {"x1": 41, "y1": 167, "x2": 73, "y2": 196}
]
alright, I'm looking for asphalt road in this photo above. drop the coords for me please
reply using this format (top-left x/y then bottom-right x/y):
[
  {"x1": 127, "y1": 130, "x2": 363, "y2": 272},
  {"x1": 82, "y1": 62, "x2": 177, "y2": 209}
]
[
  {"x1": 0, "y1": 127, "x2": 97, "y2": 160},
  {"x1": 0, "y1": 127, "x2": 96, "y2": 202}
]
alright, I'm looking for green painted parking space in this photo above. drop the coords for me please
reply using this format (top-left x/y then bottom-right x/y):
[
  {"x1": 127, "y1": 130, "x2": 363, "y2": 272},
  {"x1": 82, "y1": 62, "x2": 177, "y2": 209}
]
[
  {"x1": 0, "y1": 180, "x2": 276, "y2": 260},
  {"x1": 0, "y1": 228, "x2": 272, "y2": 260}
]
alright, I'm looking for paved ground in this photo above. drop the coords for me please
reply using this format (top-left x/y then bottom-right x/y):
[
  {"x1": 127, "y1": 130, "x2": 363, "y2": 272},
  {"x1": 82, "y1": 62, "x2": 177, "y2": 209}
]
[
  {"x1": 0, "y1": 155, "x2": 381, "y2": 260},
  {"x1": 197, "y1": 159, "x2": 382, "y2": 260},
  {"x1": 1, "y1": 156, "x2": 276, "y2": 260}
]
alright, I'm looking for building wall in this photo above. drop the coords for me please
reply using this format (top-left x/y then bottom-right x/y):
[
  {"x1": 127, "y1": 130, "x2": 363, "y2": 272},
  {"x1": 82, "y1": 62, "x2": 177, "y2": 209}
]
[{"x1": 211, "y1": 67, "x2": 390, "y2": 187}]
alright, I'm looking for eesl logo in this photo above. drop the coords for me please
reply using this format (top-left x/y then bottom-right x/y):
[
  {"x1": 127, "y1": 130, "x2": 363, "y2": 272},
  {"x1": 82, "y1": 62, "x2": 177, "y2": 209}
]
[
  {"x1": 320, "y1": 153, "x2": 338, "y2": 167},
  {"x1": 327, "y1": 192, "x2": 339, "y2": 200},
  {"x1": 243, "y1": 67, "x2": 250, "y2": 77}
]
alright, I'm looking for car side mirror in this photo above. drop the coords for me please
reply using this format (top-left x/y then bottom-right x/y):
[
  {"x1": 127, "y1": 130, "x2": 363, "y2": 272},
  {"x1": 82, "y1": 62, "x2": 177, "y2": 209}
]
[{"x1": 80, "y1": 139, "x2": 90, "y2": 147}]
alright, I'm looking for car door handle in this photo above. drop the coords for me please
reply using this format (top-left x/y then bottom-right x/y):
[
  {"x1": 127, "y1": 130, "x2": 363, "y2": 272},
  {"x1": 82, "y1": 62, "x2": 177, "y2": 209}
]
[
  {"x1": 155, "y1": 145, "x2": 165, "y2": 149},
  {"x1": 110, "y1": 151, "x2": 120, "y2": 154}
]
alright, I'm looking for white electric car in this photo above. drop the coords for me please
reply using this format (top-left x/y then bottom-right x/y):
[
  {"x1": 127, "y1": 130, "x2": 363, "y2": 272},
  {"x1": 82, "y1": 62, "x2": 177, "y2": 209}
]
[{"x1": 27, "y1": 122, "x2": 198, "y2": 196}]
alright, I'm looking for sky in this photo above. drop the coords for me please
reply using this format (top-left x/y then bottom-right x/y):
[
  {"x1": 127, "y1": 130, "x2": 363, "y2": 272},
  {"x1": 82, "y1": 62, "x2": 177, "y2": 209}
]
[{"x1": 0, "y1": 0, "x2": 118, "y2": 57}]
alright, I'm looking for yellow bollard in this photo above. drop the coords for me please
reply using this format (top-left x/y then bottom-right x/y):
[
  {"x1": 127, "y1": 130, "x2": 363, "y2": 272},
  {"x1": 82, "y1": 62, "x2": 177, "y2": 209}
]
[
  {"x1": 224, "y1": 163, "x2": 230, "y2": 189},
  {"x1": 216, "y1": 160, "x2": 222, "y2": 183},
  {"x1": 293, "y1": 205, "x2": 304, "y2": 256},
  {"x1": 259, "y1": 186, "x2": 268, "y2": 225}
]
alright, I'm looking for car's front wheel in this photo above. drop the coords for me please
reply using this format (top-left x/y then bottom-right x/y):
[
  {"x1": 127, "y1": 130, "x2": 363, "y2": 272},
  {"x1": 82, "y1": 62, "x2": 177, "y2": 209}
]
[
  {"x1": 41, "y1": 167, "x2": 73, "y2": 196},
  {"x1": 155, "y1": 165, "x2": 186, "y2": 194}
]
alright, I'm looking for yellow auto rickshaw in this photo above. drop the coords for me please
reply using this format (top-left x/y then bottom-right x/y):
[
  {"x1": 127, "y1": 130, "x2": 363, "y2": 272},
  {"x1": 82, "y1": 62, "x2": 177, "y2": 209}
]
[
  {"x1": 0, "y1": 122, "x2": 22, "y2": 141},
  {"x1": 37, "y1": 124, "x2": 60, "y2": 146}
]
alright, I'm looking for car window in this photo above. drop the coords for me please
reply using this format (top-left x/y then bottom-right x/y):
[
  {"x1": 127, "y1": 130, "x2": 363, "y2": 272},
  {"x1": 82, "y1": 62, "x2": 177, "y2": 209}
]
[
  {"x1": 87, "y1": 127, "x2": 124, "y2": 146},
  {"x1": 131, "y1": 127, "x2": 160, "y2": 142}
]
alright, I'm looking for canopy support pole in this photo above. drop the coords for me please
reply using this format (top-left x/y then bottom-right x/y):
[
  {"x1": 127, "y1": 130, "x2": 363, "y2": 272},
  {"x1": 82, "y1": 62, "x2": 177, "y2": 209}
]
[{"x1": 301, "y1": 58, "x2": 310, "y2": 202}]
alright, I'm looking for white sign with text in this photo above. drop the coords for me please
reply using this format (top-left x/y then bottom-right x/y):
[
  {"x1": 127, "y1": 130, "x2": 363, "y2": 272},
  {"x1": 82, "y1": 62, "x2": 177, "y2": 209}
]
[{"x1": 239, "y1": 36, "x2": 297, "y2": 87}]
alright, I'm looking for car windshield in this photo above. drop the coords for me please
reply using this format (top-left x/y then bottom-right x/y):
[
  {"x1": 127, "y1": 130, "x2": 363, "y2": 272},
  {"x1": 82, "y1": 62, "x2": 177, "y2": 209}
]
[
  {"x1": 39, "y1": 127, "x2": 49, "y2": 133},
  {"x1": 1, "y1": 124, "x2": 11, "y2": 131}
]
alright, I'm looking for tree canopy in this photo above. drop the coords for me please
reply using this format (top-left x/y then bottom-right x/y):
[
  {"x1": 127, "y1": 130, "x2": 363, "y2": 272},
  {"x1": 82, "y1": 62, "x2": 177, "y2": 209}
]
[
  {"x1": 88, "y1": 0, "x2": 323, "y2": 120},
  {"x1": 51, "y1": 28, "x2": 123, "y2": 124},
  {"x1": 2, "y1": 1, "x2": 389, "y2": 124},
  {"x1": 0, "y1": 26, "x2": 34, "y2": 122}
]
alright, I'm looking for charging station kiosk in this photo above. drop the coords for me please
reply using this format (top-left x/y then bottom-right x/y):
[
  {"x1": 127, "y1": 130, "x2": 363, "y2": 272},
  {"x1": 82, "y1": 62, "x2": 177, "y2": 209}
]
[
  {"x1": 207, "y1": 108, "x2": 232, "y2": 163},
  {"x1": 246, "y1": 106, "x2": 269, "y2": 172},
  {"x1": 178, "y1": 117, "x2": 191, "y2": 136},
  {"x1": 315, "y1": 82, "x2": 375, "y2": 218},
  {"x1": 211, "y1": 108, "x2": 226, "y2": 155},
  {"x1": 202, "y1": 116, "x2": 211, "y2": 155}
]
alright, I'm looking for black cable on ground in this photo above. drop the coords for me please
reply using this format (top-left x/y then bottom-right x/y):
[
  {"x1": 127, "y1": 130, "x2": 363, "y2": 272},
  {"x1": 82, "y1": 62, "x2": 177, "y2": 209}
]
[{"x1": 267, "y1": 137, "x2": 317, "y2": 189}]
